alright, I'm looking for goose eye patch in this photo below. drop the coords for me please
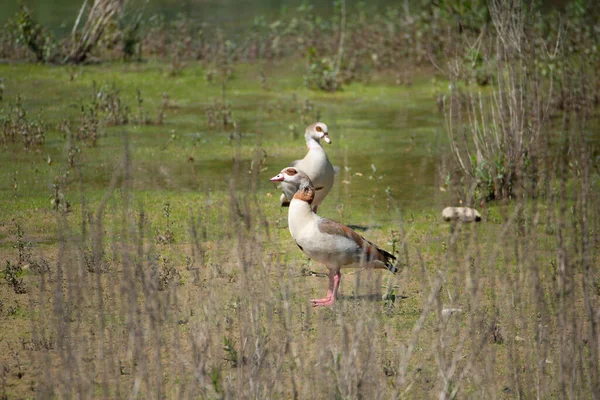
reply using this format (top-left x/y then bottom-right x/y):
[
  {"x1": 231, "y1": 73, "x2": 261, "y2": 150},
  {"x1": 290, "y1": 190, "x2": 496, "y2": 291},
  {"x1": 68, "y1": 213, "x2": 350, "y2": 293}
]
[{"x1": 315, "y1": 126, "x2": 323, "y2": 132}]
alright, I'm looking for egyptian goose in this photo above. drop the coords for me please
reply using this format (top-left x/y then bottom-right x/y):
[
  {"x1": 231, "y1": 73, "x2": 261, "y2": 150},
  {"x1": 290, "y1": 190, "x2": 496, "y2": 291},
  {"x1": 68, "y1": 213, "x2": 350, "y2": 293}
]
[
  {"x1": 280, "y1": 122, "x2": 334, "y2": 213},
  {"x1": 270, "y1": 167, "x2": 397, "y2": 307}
]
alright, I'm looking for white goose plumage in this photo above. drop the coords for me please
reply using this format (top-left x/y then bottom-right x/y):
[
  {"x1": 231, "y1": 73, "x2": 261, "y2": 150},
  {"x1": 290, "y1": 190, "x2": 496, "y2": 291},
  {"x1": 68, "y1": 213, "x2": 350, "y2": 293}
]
[
  {"x1": 271, "y1": 167, "x2": 397, "y2": 307},
  {"x1": 280, "y1": 122, "x2": 334, "y2": 213}
]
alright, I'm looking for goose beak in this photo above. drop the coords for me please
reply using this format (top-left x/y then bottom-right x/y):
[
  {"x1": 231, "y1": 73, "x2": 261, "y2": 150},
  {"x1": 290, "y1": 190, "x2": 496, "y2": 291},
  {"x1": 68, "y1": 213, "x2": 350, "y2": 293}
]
[
  {"x1": 322, "y1": 133, "x2": 331, "y2": 144},
  {"x1": 270, "y1": 173, "x2": 284, "y2": 182}
]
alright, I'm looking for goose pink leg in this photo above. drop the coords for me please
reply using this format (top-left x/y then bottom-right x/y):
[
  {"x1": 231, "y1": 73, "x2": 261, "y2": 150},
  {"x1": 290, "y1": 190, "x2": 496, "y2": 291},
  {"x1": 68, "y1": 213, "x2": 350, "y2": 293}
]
[{"x1": 311, "y1": 269, "x2": 341, "y2": 307}]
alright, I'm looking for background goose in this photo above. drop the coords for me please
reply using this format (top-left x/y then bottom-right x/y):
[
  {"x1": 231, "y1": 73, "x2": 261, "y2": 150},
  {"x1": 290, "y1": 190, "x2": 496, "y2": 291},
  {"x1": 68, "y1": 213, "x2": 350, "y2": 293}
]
[
  {"x1": 271, "y1": 167, "x2": 397, "y2": 307},
  {"x1": 280, "y1": 122, "x2": 334, "y2": 213}
]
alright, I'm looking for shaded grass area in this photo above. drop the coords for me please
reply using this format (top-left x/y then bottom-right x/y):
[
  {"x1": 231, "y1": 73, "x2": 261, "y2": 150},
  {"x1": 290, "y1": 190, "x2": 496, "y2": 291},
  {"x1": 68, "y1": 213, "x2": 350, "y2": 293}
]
[{"x1": 0, "y1": 60, "x2": 599, "y2": 398}]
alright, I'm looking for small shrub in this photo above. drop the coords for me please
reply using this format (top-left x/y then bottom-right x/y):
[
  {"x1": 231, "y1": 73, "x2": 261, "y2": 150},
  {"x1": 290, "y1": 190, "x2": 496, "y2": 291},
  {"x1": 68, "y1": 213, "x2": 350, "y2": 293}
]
[
  {"x1": 156, "y1": 202, "x2": 175, "y2": 244},
  {"x1": 4, "y1": 260, "x2": 27, "y2": 294},
  {"x1": 13, "y1": 223, "x2": 31, "y2": 266},
  {"x1": 167, "y1": 45, "x2": 186, "y2": 77},
  {"x1": 83, "y1": 246, "x2": 109, "y2": 273},
  {"x1": 20, "y1": 335, "x2": 54, "y2": 351},
  {"x1": 134, "y1": 89, "x2": 152, "y2": 125},
  {"x1": 1, "y1": 95, "x2": 46, "y2": 150},
  {"x1": 156, "y1": 256, "x2": 181, "y2": 291},
  {"x1": 29, "y1": 258, "x2": 50, "y2": 275},
  {"x1": 205, "y1": 100, "x2": 233, "y2": 131},
  {"x1": 119, "y1": 4, "x2": 144, "y2": 61},
  {"x1": 76, "y1": 104, "x2": 100, "y2": 145},
  {"x1": 99, "y1": 83, "x2": 129, "y2": 126},
  {"x1": 14, "y1": 2, "x2": 56, "y2": 62},
  {"x1": 155, "y1": 92, "x2": 169, "y2": 125},
  {"x1": 223, "y1": 336, "x2": 239, "y2": 367},
  {"x1": 304, "y1": 54, "x2": 341, "y2": 92},
  {"x1": 50, "y1": 183, "x2": 70, "y2": 213},
  {"x1": 7, "y1": 305, "x2": 20, "y2": 317}
]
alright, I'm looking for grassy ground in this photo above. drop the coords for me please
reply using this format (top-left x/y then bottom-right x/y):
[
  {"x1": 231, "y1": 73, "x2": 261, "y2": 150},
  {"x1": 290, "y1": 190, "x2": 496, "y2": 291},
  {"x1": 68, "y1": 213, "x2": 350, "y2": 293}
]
[{"x1": 0, "y1": 60, "x2": 598, "y2": 398}]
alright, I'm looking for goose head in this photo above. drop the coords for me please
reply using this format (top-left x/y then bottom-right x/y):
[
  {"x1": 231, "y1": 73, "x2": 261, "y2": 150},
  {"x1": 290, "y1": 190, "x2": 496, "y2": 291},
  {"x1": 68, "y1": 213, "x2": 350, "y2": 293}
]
[
  {"x1": 305, "y1": 122, "x2": 331, "y2": 144},
  {"x1": 270, "y1": 167, "x2": 313, "y2": 188}
]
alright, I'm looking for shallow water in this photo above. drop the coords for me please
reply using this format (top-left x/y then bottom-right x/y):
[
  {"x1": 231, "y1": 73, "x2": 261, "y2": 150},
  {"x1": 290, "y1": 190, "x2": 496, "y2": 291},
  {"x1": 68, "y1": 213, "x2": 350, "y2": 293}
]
[
  {"x1": 1, "y1": 0, "x2": 396, "y2": 37},
  {"x1": 0, "y1": 61, "x2": 451, "y2": 227}
]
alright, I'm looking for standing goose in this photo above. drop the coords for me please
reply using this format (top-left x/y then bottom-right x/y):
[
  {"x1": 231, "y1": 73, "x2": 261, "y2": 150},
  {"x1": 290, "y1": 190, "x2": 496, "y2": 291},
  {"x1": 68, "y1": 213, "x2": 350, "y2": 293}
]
[
  {"x1": 280, "y1": 122, "x2": 334, "y2": 213},
  {"x1": 271, "y1": 167, "x2": 397, "y2": 307}
]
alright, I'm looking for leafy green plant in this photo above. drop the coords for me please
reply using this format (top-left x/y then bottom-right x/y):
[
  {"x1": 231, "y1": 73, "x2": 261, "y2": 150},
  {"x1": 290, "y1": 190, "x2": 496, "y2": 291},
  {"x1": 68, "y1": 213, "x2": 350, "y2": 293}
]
[
  {"x1": 50, "y1": 183, "x2": 70, "y2": 213},
  {"x1": 4, "y1": 260, "x2": 27, "y2": 294},
  {"x1": 14, "y1": 1, "x2": 55, "y2": 62},
  {"x1": 1, "y1": 95, "x2": 46, "y2": 150},
  {"x1": 119, "y1": 2, "x2": 146, "y2": 60},
  {"x1": 223, "y1": 336, "x2": 239, "y2": 367},
  {"x1": 13, "y1": 223, "x2": 31, "y2": 266},
  {"x1": 443, "y1": 1, "x2": 556, "y2": 202},
  {"x1": 464, "y1": 47, "x2": 492, "y2": 86},
  {"x1": 210, "y1": 367, "x2": 222, "y2": 394},
  {"x1": 304, "y1": 54, "x2": 341, "y2": 92},
  {"x1": 433, "y1": 0, "x2": 490, "y2": 35}
]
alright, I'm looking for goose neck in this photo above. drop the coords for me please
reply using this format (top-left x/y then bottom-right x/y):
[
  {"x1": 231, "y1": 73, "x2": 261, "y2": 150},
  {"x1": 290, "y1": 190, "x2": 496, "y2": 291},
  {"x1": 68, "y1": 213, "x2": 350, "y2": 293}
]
[{"x1": 306, "y1": 137, "x2": 322, "y2": 150}]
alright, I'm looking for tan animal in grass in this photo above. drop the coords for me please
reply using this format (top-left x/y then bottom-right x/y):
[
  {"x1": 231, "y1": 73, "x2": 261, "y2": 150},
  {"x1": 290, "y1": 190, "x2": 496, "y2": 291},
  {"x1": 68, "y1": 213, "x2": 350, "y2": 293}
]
[
  {"x1": 271, "y1": 167, "x2": 397, "y2": 307},
  {"x1": 279, "y1": 122, "x2": 334, "y2": 213},
  {"x1": 442, "y1": 207, "x2": 482, "y2": 222}
]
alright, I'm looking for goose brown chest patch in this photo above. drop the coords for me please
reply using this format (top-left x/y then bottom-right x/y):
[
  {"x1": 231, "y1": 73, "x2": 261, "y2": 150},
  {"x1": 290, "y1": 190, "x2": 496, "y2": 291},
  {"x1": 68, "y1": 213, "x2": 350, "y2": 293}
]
[{"x1": 293, "y1": 187, "x2": 314, "y2": 204}]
